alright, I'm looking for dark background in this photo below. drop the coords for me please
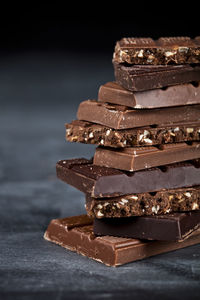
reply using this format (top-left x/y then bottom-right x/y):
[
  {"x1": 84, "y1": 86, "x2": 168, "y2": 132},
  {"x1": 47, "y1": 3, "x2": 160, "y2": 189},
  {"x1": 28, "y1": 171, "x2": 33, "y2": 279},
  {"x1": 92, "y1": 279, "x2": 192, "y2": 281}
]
[{"x1": 0, "y1": 16, "x2": 200, "y2": 299}]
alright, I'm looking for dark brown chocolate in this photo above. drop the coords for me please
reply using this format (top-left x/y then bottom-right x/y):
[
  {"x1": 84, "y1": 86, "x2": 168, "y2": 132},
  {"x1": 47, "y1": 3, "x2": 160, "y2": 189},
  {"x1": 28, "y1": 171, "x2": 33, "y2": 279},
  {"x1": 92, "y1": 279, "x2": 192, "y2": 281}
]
[
  {"x1": 66, "y1": 120, "x2": 200, "y2": 148},
  {"x1": 86, "y1": 186, "x2": 200, "y2": 218},
  {"x1": 113, "y1": 37, "x2": 200, "y2": 65},
  {"x1": 94, "y1": 211, "x2": 200, "y2": 241},
  {"x1": 93, "y1": 142, "x2": 200, "y2": 172},
  {"x1": 77, "y1": 100, "x2": 200, "y2": 129},
  {"x1": 56, "y1": 158, "x2": 200, "y2": 198},
  {"x1": 98, "y1": 81, "x2": 200, "y2": 109},
  {"x1": 113, "y1": 61, "x2": 200, "y2": 91},
  {"x1": 44, "y1": 214, "x2": 200, "y2": 266}
]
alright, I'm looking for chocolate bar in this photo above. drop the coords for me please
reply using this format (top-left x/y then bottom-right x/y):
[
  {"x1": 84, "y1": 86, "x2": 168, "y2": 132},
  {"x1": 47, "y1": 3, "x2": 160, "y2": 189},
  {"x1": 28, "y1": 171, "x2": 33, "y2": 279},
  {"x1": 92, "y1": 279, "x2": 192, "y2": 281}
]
[
  {"x1": 113, "y1": 37, "x2": 200, "y2": 65},
  {"x1": 44, "y1": 214, "x2": 200, "y2": 266},
  {"x1": 98, "y1": 81, "x2": 200, "y2": 109},
  {"x1": 77, "y1": 100, "x2": 200, "y2": 129},
  {"x1": 113, "y1": 61, "x2": 200, "y2": 91},
  {"x1": 56, "y1": 158, "x2": 200, "y2": 198},
  {"x1": 94, "y1": 211, "x2": 200, "y2": 241},
  {"x1": 86, "y1": 186, "x2": 200, "y2": 218},
  {"x1": 66, "y1": 120, "x2": 200, "y2": 148},
  {"x1": 94, "y1": 142, "x2": 200, "y2": 172}
]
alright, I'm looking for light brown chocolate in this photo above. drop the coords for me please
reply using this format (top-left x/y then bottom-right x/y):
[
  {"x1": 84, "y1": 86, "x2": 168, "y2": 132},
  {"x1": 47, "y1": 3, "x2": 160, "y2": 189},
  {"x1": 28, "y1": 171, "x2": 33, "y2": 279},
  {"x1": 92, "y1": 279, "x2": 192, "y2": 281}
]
[{"x1": 44, "y1": 214, "x2": 200, "y2": 266}]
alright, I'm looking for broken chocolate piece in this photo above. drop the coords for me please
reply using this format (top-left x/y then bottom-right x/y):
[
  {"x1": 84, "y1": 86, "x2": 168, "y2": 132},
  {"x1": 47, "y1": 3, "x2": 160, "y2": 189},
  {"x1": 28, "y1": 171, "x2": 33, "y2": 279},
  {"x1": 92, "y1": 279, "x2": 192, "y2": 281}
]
[
  {"x1": 93, "y1": 142, "x2": 200, "y2": 172},
  {"x1": 98, "y1": 81, "x2": 200, "y2": 109},
  {"x1": 113, "y1": 61, "x2": 200, "y2": 91},
  {"x1": 56, "y1": 158, "x2": 200, "y2": 198},
  {"x1": 44, "y1": 214, "x2": 200, "y2": 266},
  {"x1": 94, "y1": 211, "x2": 200, "y2": 241},
  {"x1": 77, "y1": 100, "x2": 200, "y2": 129},
  {"x1": 113, "y1": 37, "x2": 200, "y2": 65},
  {"x1": 86, "y1": 186, "x2": 200, "y2": 218},
  {"x1": 66, "y1": 120, "x2": 200, "y2": 148}
]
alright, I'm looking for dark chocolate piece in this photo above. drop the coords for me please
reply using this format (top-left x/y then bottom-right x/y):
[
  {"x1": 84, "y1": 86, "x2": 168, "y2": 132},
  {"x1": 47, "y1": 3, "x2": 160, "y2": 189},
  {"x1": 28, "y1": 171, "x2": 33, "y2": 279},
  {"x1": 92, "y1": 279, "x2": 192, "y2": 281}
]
[
  {"x1": 86, "y1": 186, "x2": 200, "y2": 218},
  {"x1": 114, "y1": 37, "x2": 200, "y2": 65},
  {"x1": 94, "y1": 211, "x2": 200, "y2": 241},
  {"x1": 94, "y1": 142, "x2": 200, "y2": 172},
  {"x1": 77, "y1": 100, "x2": 200, "y2": 129},
  {"x1": 44, "y1": 214, "x2": 200, "y2": 266},
  {"x1": 113, "y1": 61, "x2": 200, "y2": 91},
  {"x1": 56, "y1": 158, "x2": 200, "y2": 198},
  {"x1": 98, "y1": 81, "x2": 200, "y2": 109},
  {"x1": 66, "y1": 120, "x2": 200, "y2": 148}
]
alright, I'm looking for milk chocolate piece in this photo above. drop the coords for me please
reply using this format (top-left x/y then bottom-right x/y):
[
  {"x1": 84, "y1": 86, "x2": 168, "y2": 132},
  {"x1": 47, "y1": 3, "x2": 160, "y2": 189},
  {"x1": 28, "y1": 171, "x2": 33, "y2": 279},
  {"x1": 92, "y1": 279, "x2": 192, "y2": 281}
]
[
  {"x1": 56, "y1": 158, "x2": 200, "y2": 198},
  {"x1": 86, "y1": 186, "x2": 200, "y2": 218},
  {"x1": 66, "y1": 120, "x2": 200, "y2": 148},
  {"x1": 114, "y1": 37, "x2": 200, "y2": 65},
  {"x1": 44, "y1": 214, "x2": 200, "y2": 266},
  {"x1": 98, "y1": 81, "x2": 200, "y2": 109},
  {"x1": 113, "y1": 61, "x2": 200, "y2": 91},
  {"x1": 94, "y1": 211, "x2": 200, "y2": 241},
  {"x1": 94, "y1": 142, "x2": 200, "y2": 172},
  {"x1": 77, "y1": 100, "x2": 200, "y2": 129}
]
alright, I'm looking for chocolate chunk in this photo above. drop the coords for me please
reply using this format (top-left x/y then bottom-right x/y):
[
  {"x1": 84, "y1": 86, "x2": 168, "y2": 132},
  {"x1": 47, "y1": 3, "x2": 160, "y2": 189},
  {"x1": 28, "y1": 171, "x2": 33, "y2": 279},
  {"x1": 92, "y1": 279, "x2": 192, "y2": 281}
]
[
  {"x1": 94, "y1": 211, "x2": 200, "y2": 241},
  {"x1": 98, "y1": 81, "x2": 200, "y2": 108},
  {"x1": 86, "y1": 186, "x2": 200, "y2": 218},
  {"x1": 44, "y1": 214, "x2": 200, "y2": 266},
  {"x1": 93, "y1": 142, "x2": 200, "y2": 172},
  {"x1": 113, "y1": 37, "x2": 200, "y2": 65},
  {"x1": 56, "y1": 158, "x2": 200, "y2": 198},
  {"x1": 77, "y1": 100, "x2": 200, "y2": 130},
  {"x1": 66, "y1": 120, "x2": 200, "y2": 148},
  {"x1": 113, "y1": 61, "x2": 200, "y2": 91}
]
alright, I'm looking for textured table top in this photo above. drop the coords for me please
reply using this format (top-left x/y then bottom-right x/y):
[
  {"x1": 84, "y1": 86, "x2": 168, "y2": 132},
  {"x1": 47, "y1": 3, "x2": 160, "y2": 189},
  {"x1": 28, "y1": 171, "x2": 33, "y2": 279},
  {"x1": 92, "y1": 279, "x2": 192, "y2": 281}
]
[{"x1": 0, "y1": 52, "x2": 200, "y2": 300}]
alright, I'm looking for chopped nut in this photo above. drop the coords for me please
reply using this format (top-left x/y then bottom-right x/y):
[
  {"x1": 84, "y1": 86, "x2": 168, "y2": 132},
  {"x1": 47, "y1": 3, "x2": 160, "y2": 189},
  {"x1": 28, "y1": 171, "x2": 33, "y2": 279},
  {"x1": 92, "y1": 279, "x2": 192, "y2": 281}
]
[
  {"x1": 66, "y1": 128, "x2": 71, "y2": 135},
  {"x1": 178, "y1": 198, "x2": 185, "y2": 203},
  {"x1": 151, "y1": 205, "x2": 160, "y2": 214},
  {"x1": 169, "y1": 195, "x2": 174, "y2": 201},
  {"x1": 165, "y1": 51, "x2": 176, "y2": 57},
  {"x1": 184, "y1": 192, "x2": 191, "y2": 198},
  {"x1": 192, "y1": 202, "x2": 199, "y2": 210},
  {"x1": 174, "y1": 127, "x2": 179, "y2": 132},
  {"x1": 137, "y1": 49, "x2": 144, "y2": 58},
  {"x1": 97, "y1": 204, "x2": 103, "y2": 209},
  {"x1": 89, "y1": 132, "x2": 94, "y2": 138},
  {"x1": 144, "y1": 130, "x2": 150, "y2": 136},
  {"x1": 129, "y1": 195, "x2": 138, "y2": 200},
  {"x1": 144, "y1": 138, "x2": 153, "y2": 144},
  {"x1": 106, "y1": 129, "x2": 111, "y2": 136},
  {"x1": 121, "y1": 198, "x2": 129, "y2": 203},
  {"x1": 100, "y1": 139, "x2": 104, "y2": 145},
  {"x1": 97, "y1": 211, "x2": 104, "y2": 217},
  {"x1": 186, "y1": 128, "x2": 194, "y2": 133}
]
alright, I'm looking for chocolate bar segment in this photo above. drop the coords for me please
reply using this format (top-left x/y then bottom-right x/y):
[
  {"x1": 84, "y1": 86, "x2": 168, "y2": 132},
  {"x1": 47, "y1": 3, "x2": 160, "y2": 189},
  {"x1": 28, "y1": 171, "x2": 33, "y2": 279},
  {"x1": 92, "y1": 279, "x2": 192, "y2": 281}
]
[
  {"x1": 93, "y1": 143, "x2": 200, "y2": 172},
  {"x1": 44, "y1": 214, "x2": 200, "y2": 266},
  {"x1": 98, "y1": 81, "x2": 200, "y2": 109},
  {"x1": 66, "y1": 120, "x2": 200, "y2": 148},
  {"x1": 114, "y1": 37, "x2": 200, "y2": 65},
  {"x1": 113, "y1": 61, "x2": 200, "y2": 91},
  {"x1": 56, "y1": 158, "x2": 200, "y2": 198},
  {"x1": 86, "y1": 186, "x2": 200, "y2": 218},
  {"x1": 77, "y1": 100, "x2": 200, "y2": 129},
  {"x1": 94, "y1": 211, "x2": 200, "y2": 241}
]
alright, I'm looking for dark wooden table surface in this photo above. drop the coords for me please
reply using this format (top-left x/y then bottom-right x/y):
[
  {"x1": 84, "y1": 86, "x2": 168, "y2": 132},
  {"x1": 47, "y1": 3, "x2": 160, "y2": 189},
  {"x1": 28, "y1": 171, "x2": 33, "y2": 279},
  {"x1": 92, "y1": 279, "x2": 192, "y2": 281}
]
[{"x1": 0, "y1": 51, "x2": 200, "y2": 300}]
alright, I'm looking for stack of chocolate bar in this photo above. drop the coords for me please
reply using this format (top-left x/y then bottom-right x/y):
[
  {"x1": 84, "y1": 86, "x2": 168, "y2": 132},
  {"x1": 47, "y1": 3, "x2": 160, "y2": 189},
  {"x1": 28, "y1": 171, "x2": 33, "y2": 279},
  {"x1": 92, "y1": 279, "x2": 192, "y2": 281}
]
[{"x1": 44, "y1": 37, "x2": 200, "y2": 267}]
